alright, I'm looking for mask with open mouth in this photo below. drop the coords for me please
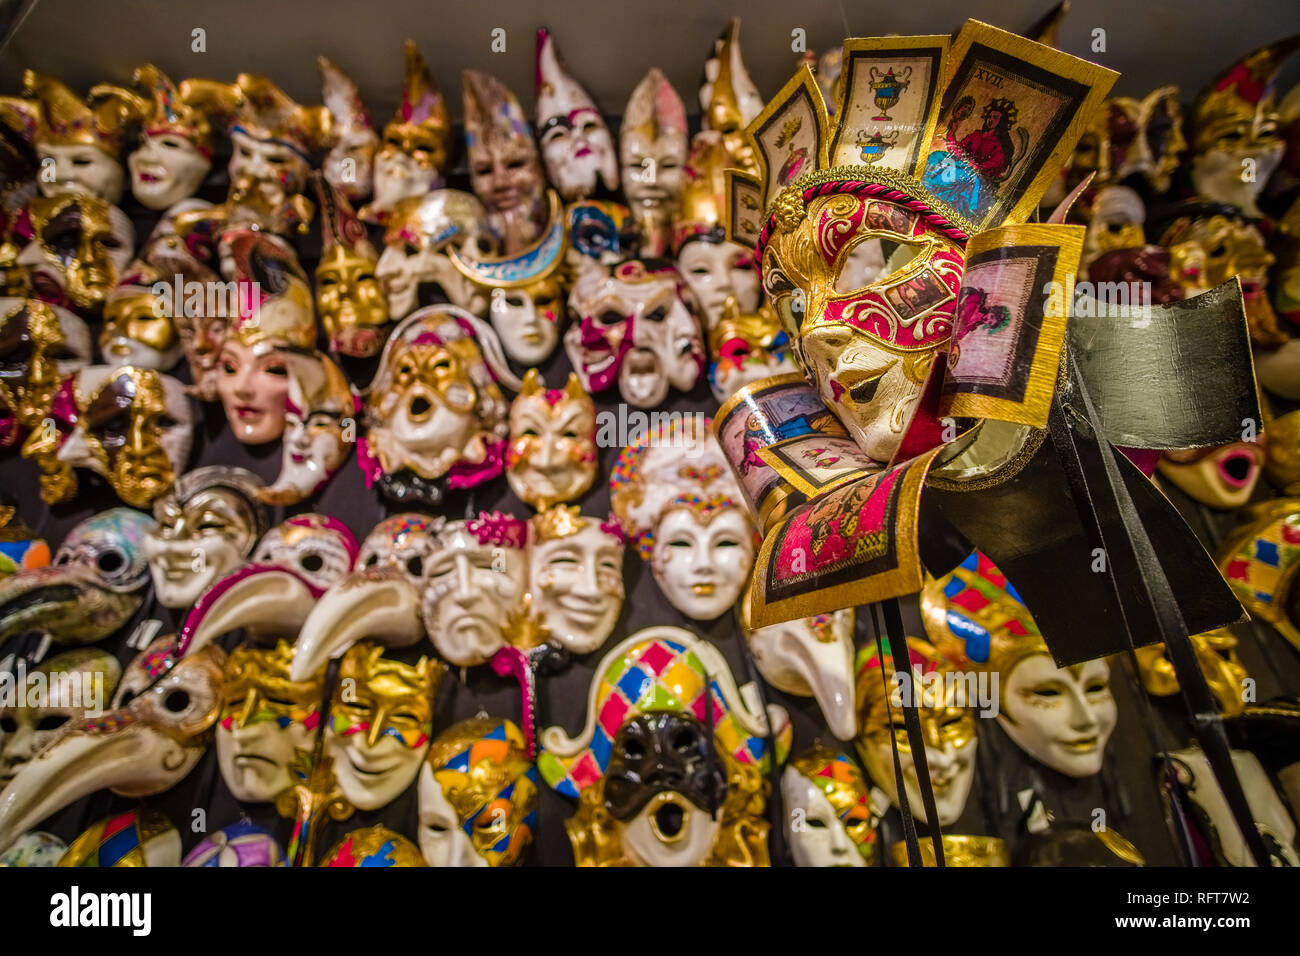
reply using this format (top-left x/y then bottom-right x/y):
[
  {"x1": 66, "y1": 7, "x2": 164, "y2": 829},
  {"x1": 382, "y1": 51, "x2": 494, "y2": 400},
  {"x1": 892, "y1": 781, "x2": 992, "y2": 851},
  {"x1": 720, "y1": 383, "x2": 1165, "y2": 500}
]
[
  {"x1": 377, "y1": 189, "x2": 494, "y2": 320},
  {"x1": 183, "y1": 821, "x2": 286, "y2": 866},
  {"x1": 15, "y1": 194, "x2": 134, "y2": 315},
  {"x1": 260, "y1": 353, "x2": 357, "y2": 506},
  {"x1": 526, "y1": 505, "x2": 624, "y2": 654},
  {"x1": 535, "y1": 29, "x2": 619, "y2": 201},
  {"x1": 781, "y1": 747, "x2": 876, "y2": 866},
  {"x1": 418, "y1": 717, "x2": 538, "y2": 867},
  {"x1": 0, "y1": 298, "x2": 90, "y2": 450},
  {"x1": 506, "y1": 369, "x2": 597, "y2": 510},
  {"x1": 620, "y1": 69, "x2": 688, "y2": 257},
  {"x1": 0, "y1": 507, "x2": 153, "y2": 645},
  {"x1": 314, "y1": 173, "x2": 388, "y2": 358},
  {"x1": 318, "y1": 56, "x2": 377, "y2": 205},
  {"x1": 1158, "y1": 440, "x2": 1266, "y2": 510},
  {"x1": 745, "y1": 607, "x2": 857, "y2": 740}
]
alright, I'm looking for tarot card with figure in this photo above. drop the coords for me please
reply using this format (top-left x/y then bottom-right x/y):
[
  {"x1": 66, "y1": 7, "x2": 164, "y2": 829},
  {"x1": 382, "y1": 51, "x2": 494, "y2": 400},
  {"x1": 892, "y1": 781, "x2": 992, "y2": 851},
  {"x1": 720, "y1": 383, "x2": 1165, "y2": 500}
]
[
  {"x1": 726, "y1": 169, "x2": 764, "y2": 249},
  {"x1": 746, "y1": 67, "x2": 829, "y2": 210}
]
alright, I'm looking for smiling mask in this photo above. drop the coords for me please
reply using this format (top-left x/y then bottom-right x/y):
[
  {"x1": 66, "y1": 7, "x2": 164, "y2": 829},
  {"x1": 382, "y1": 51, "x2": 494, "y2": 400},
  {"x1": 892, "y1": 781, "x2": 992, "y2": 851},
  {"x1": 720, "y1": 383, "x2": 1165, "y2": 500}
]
[
  {"x1": 621, "y1": 69, "x2": 688, "y2": 257},
  {"x1": 526, "y1": 505, "x2": 624, "y2": 654}
]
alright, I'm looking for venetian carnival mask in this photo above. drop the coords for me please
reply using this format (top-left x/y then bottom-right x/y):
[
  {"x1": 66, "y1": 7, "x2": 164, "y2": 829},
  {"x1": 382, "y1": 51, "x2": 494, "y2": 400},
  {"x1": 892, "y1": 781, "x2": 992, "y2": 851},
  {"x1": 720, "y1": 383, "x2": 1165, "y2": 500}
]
[
  {"x1": 0, "y1": 298, "x2": 90, "y2": 449},
  {"x1": 377, "y1": 190, "x2": 495, "y2": 320},
  {"x1": 217, "y1": 640, "x2": 323, "y2": 803},
  {"x1": 15, "y1": 194, "x2": 134, "y2": 313},
  {"x1": 621, "y1": 69, "x2": 688, "y2": 257},
  {"x1": 1158, "y1": 440, "x2": 1266, "y2": 509},
  {"x1": 418, "y1": 717, "x2": 539, "y2": 867},
  {"x1": 566, "y1": 258, "x2": 704, "y2": 408},
  {"x1": 318, "y1": 56, "x2": 377, "y2": 203},
  {"x1": 462, "y1": 70, "x2": 547, "y2": 254},
  {"x1": 364, "y1": 41, "x2": 451, "y2": 222},
  {"x1": 535, "y1": 29, "x2": 619, "y2": 201},
  {"x1": 698, "y1": 19, "x2": 764, "y2": 174},
  {"x1": 1134, "y1": 628, "x2": 1250, "y2": 717},
  {"x1": 326, "y1": 641, "x2": 444, "y2": 811},
  {"x1": 261, "y1": 353, "x2": 356, "y2": 505},
  {"x1": 611, "y1": 416, "x2": 756, "y2": 621},
  {"x1": 57, "y1": 809, "x2": 181, "y2": 867},
  {"x1": 112, "y1": 65, "x2": 216, "y2": 211},
  {"x1": 854, "y1": 637, "x2": 978, "y2": 827},
  {"x1": 707, "y1": 298, "x2": 792, "y2": 402},
  {"x1": 1081, "y1": 186, "x2": 1148, "y2": 273},
  {"x1": 143, "y1": 465, "x2": 269, "y2": 609},
  {"x1": 314, "y1": 173, "x2": 388, "y2": 358},
  {"x1": 0, "y1": 649, "x2": 121, "y2": 790},
  {"x1": 320, "y1": 826, "x2": 426, "y2": 867},
  {"x1": 183, "y1": 821, "x2": 286, "y2": 866},
  {"x1": 781, "y1": 747, "x2": 876, "y2": 866},
  {"x1": 506, "y1": 369, "x2": 597, "y2": 509},
  {"x1": 564, "y1": 199, "x2": 638, "y2": 273},
  {"x1": 1098, "y1": 87, "x2": 1186, "y2": 194},
  {"x1": 101, "y1": 276, "x2": 184, "y2": 372},
  {"x1": 746, "y1": 607, "x2": 857, "y2": 740},
  {"x1": 527, "y1": 506, "x2": 625, "y2": 655}
]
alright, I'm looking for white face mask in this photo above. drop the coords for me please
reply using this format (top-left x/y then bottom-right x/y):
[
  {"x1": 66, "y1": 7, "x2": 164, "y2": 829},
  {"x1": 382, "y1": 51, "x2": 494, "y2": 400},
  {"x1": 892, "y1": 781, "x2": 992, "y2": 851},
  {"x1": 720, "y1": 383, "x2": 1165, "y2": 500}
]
[
  {"x1": 271, "y1": 405, "x2": 348, "y2": 503},
  {"x1": 36, "y1": 144, "x2": 125, "y2": 204},
  {"x1": 327, "y1": 727, "x2": 428, "y2": 812},
  {"x1": 677, "y1": 240, "x2": 760, "y2": 330},
  {"x1": 227, "y1": 130, "x2": 309, "y2": 217},
  {"x1": 372, "y1": 149, "x2": 440, "y2": 214},
  {"x1": 144, "y1": 487, "x2": 258, "y2": 609},
  {"x1": 1171, "y1": 747, "x2": 1300, "y2": 867},
  {"x1": 216, "y1": 715, "x2": 312, "y2": 803},
  {"x1": 529, "y1": 522, "x2": 624, "y2": 654},
  {"x1": 747, "y1": 611, "x2": 856, "y2": 740},
  {"x1": 781, "y1": 767, "x2": 868, "y2": 867},
  {"x1": 375, "y1": 245, "x2": 482, "y2": 320},
  {"x1": 421, "y1": 526, "x2": 526, "y2": 666},
  {"x1": 619, "y1": 796, "x2": 719, "y2": 867},
  {"x1": 324, "y1": 130, "x2": 378, "y2": 202},
  {"x1": 999, "y1": 656, "x2": 1117, "y2": 778},
  {"x1": 1191, "y1": 142, "x2": 1284, "y2": 220},
  {"x1": 862, "y1": 722, "x2": 978, "y2": 827},
  {"x1": 650, "y1": 508, "x2": 754, "y2": 621},
  {"x1": 539, "y1": 108, "x2": 619, "y2": 201},
  {"x1": 487, "y1": 285, "x2": 560, "y2": 366},
  {"x1": 416, "y1": 763, "x2": 489, "y2": 867},
  {"x1": 624, "y1": 283, "x2": 702, "y2": 409},
  {"x1": 128, "y1": 132, "x2": 211, "y2": 210}
]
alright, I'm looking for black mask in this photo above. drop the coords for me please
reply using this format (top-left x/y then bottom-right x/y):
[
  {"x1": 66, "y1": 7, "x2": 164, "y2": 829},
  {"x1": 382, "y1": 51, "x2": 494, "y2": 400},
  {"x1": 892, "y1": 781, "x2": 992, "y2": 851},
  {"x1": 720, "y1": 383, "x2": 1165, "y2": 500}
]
[{"x1": 603, "y1": 712, "x2": 726, "y2": 822}]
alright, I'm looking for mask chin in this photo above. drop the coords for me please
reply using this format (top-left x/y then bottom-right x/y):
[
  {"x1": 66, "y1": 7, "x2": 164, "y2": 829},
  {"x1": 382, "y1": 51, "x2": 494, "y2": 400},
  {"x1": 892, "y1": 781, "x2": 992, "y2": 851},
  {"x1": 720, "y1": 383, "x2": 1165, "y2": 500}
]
[{"x1": 619, "y1": 792, "x2": 720, "y2": 867}]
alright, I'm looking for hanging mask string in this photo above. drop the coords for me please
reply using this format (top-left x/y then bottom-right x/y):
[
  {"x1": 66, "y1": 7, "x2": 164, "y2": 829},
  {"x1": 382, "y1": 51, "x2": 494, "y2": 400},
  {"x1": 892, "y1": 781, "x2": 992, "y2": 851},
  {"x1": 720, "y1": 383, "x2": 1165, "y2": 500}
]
[{"x1": 870, "y1": 602, "x2": 922, "y2": 866}]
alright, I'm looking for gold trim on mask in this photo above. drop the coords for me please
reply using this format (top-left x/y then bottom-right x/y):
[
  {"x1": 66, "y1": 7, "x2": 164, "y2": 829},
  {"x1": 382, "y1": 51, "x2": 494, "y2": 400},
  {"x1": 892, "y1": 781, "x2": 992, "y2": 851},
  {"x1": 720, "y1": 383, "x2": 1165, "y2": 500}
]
[{"x1": 890, "y1": 833, "x2": 1008, "y2": 866}]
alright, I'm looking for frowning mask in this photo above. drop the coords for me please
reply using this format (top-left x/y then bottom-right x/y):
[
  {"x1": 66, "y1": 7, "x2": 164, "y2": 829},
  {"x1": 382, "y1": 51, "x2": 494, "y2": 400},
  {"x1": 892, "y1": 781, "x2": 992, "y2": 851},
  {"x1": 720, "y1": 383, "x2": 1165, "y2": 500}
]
[
  {"x1": 527, "y1": 506, "x2": 624, "y2": 654},
  {"x1": 318, "y1": 56, "x2": 377, "y2": 203},
  {"x1": 326, "y1": 641, "x2": 444, "y2": 811},
  {"x1": 620, "y1": 69, "x2": 688, "y2": 257},
  {"x1": 746, "y1": 608, "x2": 856, "y2": 740},
  {"x1": 0, "y1": 298, "x2": 90, "y2": 449},
  {"x1": 535, "y1": 29, "x2": 619, "y2": 201},
  {"x1": 377, "y1": 190, "x2": 494, "y2": 320},
  {"x1": 418, "y1": 717, "x2": 538, "y2": 867},
  {"x1": 781, "y1": 748, "x2": 876, "y2": 866},
  {"x1": 143, "y1": 465, "x2": 269, "y2": 609},
  {"x1": 16, "y1": 194, "x2": 133, "y2": 314},
  {"x1": 1158, "y1": 441, "x2": 1266, "y2": 509},
  {"x1": 565, "y1": 258, "x2": 704, "y2": 408},
  {"x1": 314, "y1": 173, "x2": 388, "y2": 358},
  {"x1": 261, "y1": 354, "x2": 357, "y2": 506},
  {"x1": 506, "y1": 369, "x2": 597, "y2": 509}
]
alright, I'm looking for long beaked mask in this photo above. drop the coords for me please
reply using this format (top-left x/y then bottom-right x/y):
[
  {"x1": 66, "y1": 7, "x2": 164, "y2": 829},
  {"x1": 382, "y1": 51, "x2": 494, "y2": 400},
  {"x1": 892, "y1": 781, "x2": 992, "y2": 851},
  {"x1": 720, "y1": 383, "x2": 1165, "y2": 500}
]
[
  {"x1": 535, "y1": 28, "x2": 619, "y2": 200},
  {"x1": 326, "y1": 641, "x2": 445, "y2": 811},
  {"x1": 0, "y1": 649, "x2": 122, "y2": 790},
  {"x1": 364, "y1": 40, "x2": 452, "y2": 223},
  {"x1": 143, "y1": 465, "x2": 269, "y2": 609},
  {"x1": 16, "y1": 194, "x2": 134, "y2": 314},
  {"x1": 418, "y1": 717, "x2": 539, "y2": 867},
  {"x1": 698, "y1": 18, "x2": 764, "y2": 173},
  {"x1": 746, "y1": 607, "x2": 856, "y2": 740},
  {"x1": 1134, "y1": 627, "x2": 1250, "y2": 717},
  {"x1": 318, "y1": 56, "x2": 377, "y2": 204},
  {"x1": 921, "y1": 551, "x2": 1117, "y2": 778},
  {"x1": 260, "y1": 352, "x2": 357, "y2": 505},
  {"x1": 1190, "y1": 37, "x2": 1300, "y2": 219},
  {"x1": 854, "y1": 636, "x2": 978, "y2": 826},
  {"x1": 183, "y1": 821, "x2": 286, "y2": 866},
  {"x1": 314, "y1": 173, "x2": 388, "y2": 357},
  {"x1": 0, "y1": 298, "x2": 90, "y2": 449},
  {"x1": 217, "y1": 640, "x2": 323, "y2": 803},
  {"x1": 539, "y1": 628, "x2": 790, "y2": 867},
  {"x1": 377, "y1": 190, "x2": 495, "y2": 320},
  {"x1": 57, "y1": 809, "x2": 181, "y2": 867},
  {"x1": 611, "y1": 416, "x2": 756, "y2": 620},
  {"x1": 621, "y1": 69, "x2": 688, "y2": 257},
  {"x1": 565, "y1": 258, "x2": 704, "y2": 407},
  {"x1": 462, "y1": 69, "x2": 547, "y2": 254},
  {"x1": 506, "y1": 369, "x2": 597, "y2": 509},
  {"x1": 781, "y1": 747, "x2": 876, "y2": 866},
  {"x1": 527, "y1": 506, "x2": 625, "y2": 654},
  {"x1": 0, "y1": 507, "x2": 152, "y2": 645}
]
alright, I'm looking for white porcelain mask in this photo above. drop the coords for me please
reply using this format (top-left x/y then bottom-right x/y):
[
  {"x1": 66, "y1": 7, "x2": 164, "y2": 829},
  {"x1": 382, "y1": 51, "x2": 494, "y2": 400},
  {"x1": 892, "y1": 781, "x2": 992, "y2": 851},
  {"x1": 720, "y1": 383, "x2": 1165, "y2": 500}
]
[
  {"x1": 506, "y1": 370, "x2": 598, "y2": 510},
  {"x1": 377, "y1": 190, "x2": 495, "y2": 320},
  {"x1": 780, "y1": 750, "x2": 876, "y2": 867},
  {"x1": 129, "y1": 132, "x2": 210, "y2": 211},
  {"x1": 535, "y1": 28, "x2": 619, "y2": 201},
  {"x1": 418, "y1": 762, "x2": 486, "y2": 866},
  {"x1": 1000, "y1": 656, "x2": 1117, "y2": 778},
  {"x1": 527, "y1": 507, "x2": 624, "y2": 654},
  {"x1": 260, "y1": 354, "x2": 356, "y2": 506},
  {"x1": 227, "y1": 130, "x2": 311, "y2": 224},
  {"x1": 746, "y1": 609, "x2": 856, "y2": 740},
  {"x1": 676, "y1": 239, "x2": 761, "y2": 331},
  {"x1": 37, "y1": 143, "x2": 125, "y2": 204},
  {"x1": 650, "y1": 507, "x2": 754, "y2": 621},
  {"x1": 318, "y1": 56, "x2": 377, "y2": 203}
]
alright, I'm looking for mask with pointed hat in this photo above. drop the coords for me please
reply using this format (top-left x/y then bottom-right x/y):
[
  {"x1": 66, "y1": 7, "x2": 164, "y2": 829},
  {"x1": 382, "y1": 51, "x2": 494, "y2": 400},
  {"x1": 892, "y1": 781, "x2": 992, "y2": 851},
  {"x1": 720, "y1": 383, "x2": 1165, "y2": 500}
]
[
  {"x1": 313, "y1": 172, "x2": 387, "y2": 357},
  {"x1": 535, "y1": 28, "x2": 619, "y2": 201},
  {"x1": 463, "y1": 69, "x2": 547, "y2": 254},
  {"x1": 621, "y1": 69, "x2": 688, "y2": 256},
  {"x1": 698, "y1": 18, "x2": 763, "y2": 175},
  {"x1": 318, "y1": 56, "x2": 377, "y2": 203}
]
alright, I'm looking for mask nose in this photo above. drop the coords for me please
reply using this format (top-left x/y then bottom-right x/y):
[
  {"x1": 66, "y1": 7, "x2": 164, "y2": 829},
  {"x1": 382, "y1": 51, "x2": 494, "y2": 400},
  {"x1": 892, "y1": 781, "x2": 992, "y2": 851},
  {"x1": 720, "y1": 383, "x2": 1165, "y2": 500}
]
[
  {"x1": 453, "y1": 553, "x2": 475, "y2": 603},
  {"x1": 828, "y1": 817, "x2": 853, "y2": 854}
]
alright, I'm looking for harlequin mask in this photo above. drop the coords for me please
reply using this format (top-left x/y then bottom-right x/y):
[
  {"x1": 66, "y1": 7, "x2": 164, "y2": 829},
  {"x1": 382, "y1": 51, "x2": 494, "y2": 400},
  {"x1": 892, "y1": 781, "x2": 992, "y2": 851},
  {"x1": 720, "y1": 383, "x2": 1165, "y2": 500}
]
[
  {"x1": 57, "y1": 809, "x2": 180, "y2": 867},
  {"x1": 746, "y1": 607, "x2": 857, "y2": 740},
  {"x1": 1158, "y1": 441, "x2": 1266, "y2": 510},
  {"x1": 854, "y1": 637, "x2": 978, "y2": 825},
  {"x1": 183, "y1": 821, "x2": 286, "y2": 866},
  {"x1": 16, "y1": 194, "x2": 133, "y2": 313},
  {"x1": 707, "y1": 298, "x2": 792, "y2": 402},
  {"x1": 421, "y1": 512, "x2": 528, "y2": 667},
  {"x1": 359, "y1": 307, "x2": 514, "y2": 506},
  {"x1": 781, "y1": 747, "x2": 876, "y2": 866},
  {"x1": 320, "y1": 826, "x2": 426, "y2": 867},
  {"x1": 506, "y1": 369, "x2": 597, "y2": 509},
  {"x1": 314, "y1": 173, "x2": 388, "y2": 357},
  {"x1": 418, "y1": 717, "x2": 538, "y2": 866},
  {"x1": 921, "y1": 551, "x2": 1117, "y2": 778},
  {"x1": 1219, "y1": 498, "x2": 1300, "y2": 652},
  {"x1": 527, "y1": 506, "x2": 624, "y2": 654},
  {"x1": 377, "y1": 190, "x2": 495, "y2": 320},
  {"x1": 143, "y1": 465, "x2": 269, "y2": 609},
  {"x1": 611, "y1": 416, "x2": 756, "y2": 620},
  {"x1": 1189, "y1": 38, "x2": 1299, "y2": 218},
  {"x1": 1098, "y1": 87, "x2": 1185, "y2": 193},
  {"x1": 112, "y1": 65, "x2": 216, "y2": 211},
  {"x1": 363, "y1": 41, "x2": 451, "y2": 223},
  {"x1": 621, "y1": 69, "x2": 688, "y2": 256},
  {"x1": 217, "y1": 640, "x2": 324, "y2": 803},
  {"x1": 565, "y1": 258, "x2": 704, "y2": 408},
  {"x1": 261, "y1": 353, "x2": 357, "y2": 505},
  {"x1": 1134, "y1": 628, "x2": 1250, "y2": 717},
  {"x1": 0, "y1": 507, "x2": 152, "y2": 645},
  {"x1": 318, "y1": 56, "x2": 377, "y2": 203},
  {"x1": 535, "y1": 29, "x2": 619, "y2": 201},
  {"x1": 462, "y1": 69, "x2": 547, "y2": 254},
  {"x1": 0, "y1": 649, "x2": 121, "y2": 790},
  {"x1": 0, "y1": 298, "x2": 90, "y2": 449},
  {"x1": 326, "y1": 641, "x2": 444, "y2": 811}
]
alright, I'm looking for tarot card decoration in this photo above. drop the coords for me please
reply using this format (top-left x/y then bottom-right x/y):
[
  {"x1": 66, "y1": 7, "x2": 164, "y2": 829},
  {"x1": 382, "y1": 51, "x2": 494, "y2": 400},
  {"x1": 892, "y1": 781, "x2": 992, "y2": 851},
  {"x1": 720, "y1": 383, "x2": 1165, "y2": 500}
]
[
  {"x1": 506, "y1": 369, "x2": 597, "y2": 509},
  {"x1": 318, "y1": 56, "x2": 377, "y2": 204},
  {"x1": 260, "y1": 353, "x2": 358, "y2": 505},
  {"x1": 535, "y1": 28, "x2": 619, "y2": 201},
  {"x1": 537, "y1": 627, "x2": 790, "y2": 867},
  {"x1": 378, "y1": 189, "x2": 495, "y2": 320},
  {"x1": 621, "y1": 69, "x2": 688, "y2": 257},
  {"x1": 55, "y1": 810, "x2": 181, "y2": 867},
  {"x1": 745, "y1": 607, "x2": 856, "y2": 740},
  {"x1": 0, "y1": 298, "x2": 90, "y2": 450},
  {"x1": 313, "y1": 172, "x2": 389, "y2": 358},
  {"x1": 698, "y1": 18, "x2": 764, "y2": 174},
  {"x1": 781, "y1": 747, "x2": 876, "y2": 866},
  {"x1": 15, "y1": 193, "x2": 134, "y2": 315}
]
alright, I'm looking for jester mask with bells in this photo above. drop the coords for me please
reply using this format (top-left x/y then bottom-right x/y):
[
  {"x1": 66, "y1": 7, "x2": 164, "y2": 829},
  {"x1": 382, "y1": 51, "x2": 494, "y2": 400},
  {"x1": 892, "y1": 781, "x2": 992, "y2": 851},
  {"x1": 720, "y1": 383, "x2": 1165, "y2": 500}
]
[
  {"x1": 362, "y1": 40, "x2": 452, "y2": 224},
  {"x1": 0, "y1": 298, "x2": 90, "y2": 449},
  {"x1": 261, "y1": 353, "x2": 357, "y2": 506},
  {"x1": 781, "y1": 746, "x2": 876, "y2": 866},
  {"x1": 506, "y1": 369, "x2": 597, "y2": 509},
  {"x1": 450, "y1": 192, "x2": 567, "y2": 367},
  {"x1": 621, "y1": 69, "x2": 688, "y2": 257},
  {"x1": 526, "y1": 506, "x2": 625, "y2": 655},
  {"x1": 26, "y1": 365, "x2": 194, "y2": 509},
  {"x1": 854, "y1": 636, "x2": 978, "y2": 827},
  {"x1": 565, "y1": 258, "x2": 704, "y2": 408},
  {"x1": 318, "y1": 56, "x2": 377, "y2": 204},
  {"x1": 142, "y1": 465, "x2": 269, "y2": 610},
  {"x1": 1189, "y1": 37, "x2": 1300, "y2": 220},
  {"x1": 698, "y1": 18, "x2": 764, "y2": 175},
  {"x1": 535, "y1": 28, "x2": 619, "y2": 201},
  {"x1": 377, "y1": 189, "x2": 495, "y2": 321},
  {"x1": 922, "y1": 550, "x2": 1118, "y2": 778},
  {"x1": 745, "y1": 606, "x2": 857, "y2": 740},
  {"x1": 15, "y1": 194, "x2": 134, "y2": 315},
  {"x1": 359, "y1": 306, "x2": 517, "y2": 507},
  {"x1": 462, "y1": 69, "x2": 547, "y2": 254},
  {"x1": 214, "y1": 229, "x2": 317, "y2": 446},
  {"x1": 418, "y1": 717, "x2": 539, "y2": 867},
  {"x1": 611, "y1": 416, "x2": 756, "y2": 622},
  {"x1": 0, "y1": 636, "x2": 225, "y2": 857},
  {"x1": 539, "y1": 627, "x2": 790, "y2": 867},
  {"x1": 0, "y1": 649, "x2": 121, "y2": 791},
  {"x1": 313, "y1": 173, "x2": 388, "y2": 358},
  {"x1": 0, "y1": 71, "x2": 144, "y2": 204}
]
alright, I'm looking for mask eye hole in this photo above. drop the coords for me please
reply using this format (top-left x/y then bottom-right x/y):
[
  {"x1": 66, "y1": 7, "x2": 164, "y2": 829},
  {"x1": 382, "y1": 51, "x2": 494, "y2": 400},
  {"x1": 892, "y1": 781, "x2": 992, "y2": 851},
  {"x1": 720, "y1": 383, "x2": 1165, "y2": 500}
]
[
  {"x1": 300, "y1": 553, "x2": 324, "y2": 574},
  {"x1": 365, "y1": 553, "x2": 380, "y2": 567},
  {"x1": 163, "y1": 689, "x2": 191, "y2": 713},
  {"x1": 35, "y1": 714, "x2": 70, "y2": 732},
  {"x1": 96, "y1": 549, "x2": 126, "y2": 574},
  {"x1": 622, "y1": 737, "x2": 645, "y2": 761},
  {"x1": 405, "y1": 556, "x2": 424, "y2": 578},
  {"x1": 672, "y1": 729, "x2": 696, "y2": 753},
  {"x1": 597, "y1": 310, "x2": 623, "y2": 327},
  {"x1": 0, "y1": 716, "x2": 17, "y2": 732},
  {"x1": 426, "y1": 823, "x2": 448, "y2": 834},
  {"x1": 806, "y1": 816, "x2": 829, "y2": 829}
]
